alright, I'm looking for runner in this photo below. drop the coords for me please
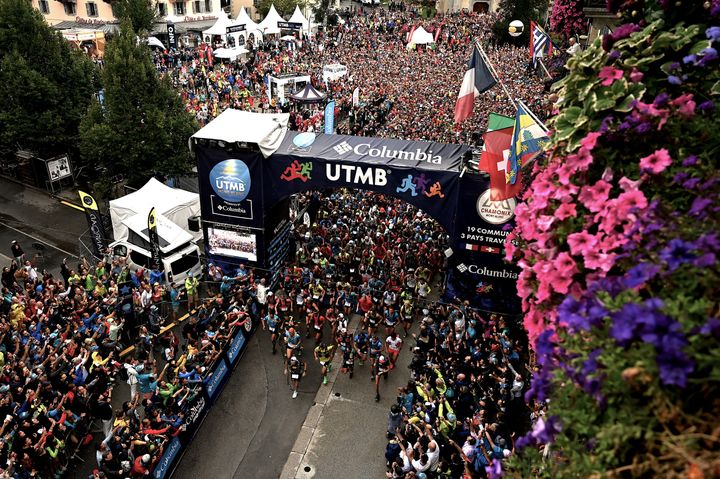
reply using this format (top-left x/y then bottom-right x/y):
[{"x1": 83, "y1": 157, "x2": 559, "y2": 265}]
[
  {"x1": 284, "y1": 327, "x2": 302, "y2": 374},
  {"x1": 353, "y1": 327, "x2": 370, "y2": 366},
  {"x1": 313, "y1": 342, "x2": 335, "y2": 385},
  {"x1": 263, "y1": 309, "x2": 282, "y2": 354},
  {"x1": 339, "y1": 341, "x2": 357, "y2": 379},
  {"x1": 369, "y1": 334, "x2": 384, "y2": 379},
  {"x1": 374, "y1": 355, "x2": 391, "y2": 402},
  {"x1": 385, "y1": 331, "x2": 403, "y2": 368},
  {"x1": 288, "y1": 356, "x2": 307, "y2": 399}
]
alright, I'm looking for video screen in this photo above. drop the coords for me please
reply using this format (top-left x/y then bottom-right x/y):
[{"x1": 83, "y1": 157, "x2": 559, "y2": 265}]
[{"x1": 208, "y1": 226, "x2": 257, "y2": 262}]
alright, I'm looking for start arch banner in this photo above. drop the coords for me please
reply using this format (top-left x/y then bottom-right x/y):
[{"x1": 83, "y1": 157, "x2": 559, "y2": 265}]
[{"x1": 193, "y1": 110, "x2": 521, "y2": 313}]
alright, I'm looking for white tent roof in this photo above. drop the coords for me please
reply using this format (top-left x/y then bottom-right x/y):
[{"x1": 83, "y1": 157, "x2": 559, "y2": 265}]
[
  {"x1": 122, "y1": 212, "x2": 193, "y2": 254},
  {"x1": 191, "y1": 109, "x2": 290, "y2": 157},
  {"x1": 109, "y1": 178, "x2": 201, "y2": 242},
  {"x1": 235, "y1": 7, "x2": 260, "y2": 31},
  {"x1": 258, "y1": 4, "x2": 285, "y2": 35},
  {"x1": 288, "y1": 5, "x2": 310, "y2": 31},
  {"x1": 213, "y1": 46, "x2": 249, "y2": 60},
  {"x1": 147, "y1": 36, "x2": 166, "y2": 49},
  {"x1": 408, "y1": 26, "x2": 435, "y2": 45},
  {"x1": 203, "y1": 13, "x2": 234, "y2": 37}
]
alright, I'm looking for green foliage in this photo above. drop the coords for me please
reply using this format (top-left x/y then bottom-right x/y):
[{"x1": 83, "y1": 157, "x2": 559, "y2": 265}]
[
  {"x1": 79, "y1": 21, "x2": 197, "y2": 190},
  {"x1": 497, "y1": 0, "x2": 549, "y2": 42},
  {"x1": 256, "y1": 0, "x2": 305, "y2": 18},
  {"x1": 113, "y1": 0, "x2": 160, "y2": 35},
  {"x1": 0, "y1": 0, "x2": 95, "y2": 159}
]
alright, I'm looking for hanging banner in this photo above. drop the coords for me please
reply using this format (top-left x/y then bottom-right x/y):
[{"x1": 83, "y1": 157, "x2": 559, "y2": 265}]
[
  {"x1": 78, "y1": 191, "x2": 107, "y2": 260},
  {"x1": 352, "y1": 87, "x2": 360, "y2": 107},
  {"x1": 324, "y1": 101, "x2": 335, "y2": 135},
  {"x1": 167, "y1": 22, "x2": 177, "y2": 49},
  {"x1": 277, "y1": 21, "x2": 303, "y2": 30},
  {"x1": 226, "y1": 24, "x2": 246, "y2": 34},
  {"x1": 148, "y1": 207, "x2": 163, "y2": 271}
]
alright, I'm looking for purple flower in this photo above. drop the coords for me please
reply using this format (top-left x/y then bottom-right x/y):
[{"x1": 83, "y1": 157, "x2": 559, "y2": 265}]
[
  {"x1": 668, "y1": 75, "x2": 683, "y2": 85},
  {"x1": 683, "y1": 54, "x2": 698, "y2": 64},
  {"x1": 698, "y1": 232, "x2": 720, "y2": 252},
  {"x1": 581, "y1": 349, "x2": 603, "y2": 376},
  {"x1": 660, "y1": 239, "x2": 696, "y2": 271},
  {"x1": 699, "y1": 318, "x2": 720, "y2": 338},
  {"x1": 634, "y1": 122, "x2": 652, "y2": 134},
  {"x1": 526, "y1": 370, "x2": 552, "y2": 403},
  {"x1": 683, "y1": 177, "x2": 701, "y2": 189},
  {"x1": 558, "y1": 297, "x2": 589, "y2": 331},
  {"x1": 486, "y1": 459, "x2": 503, "y2": 479},
  {"x1": 698, "y1": 48, "x2": 718, "y2": 66},
  {"x1": 657, "y1": 352, "x2": 694, "y2": 388},
  {"x1": 654, "y1": 92, "x2": 670, "y2": 106},
  {"x1": 708, "y1": 26, "x2": 720, "y2": 42},
  {"x1": 673, "y1": 171, "x2": 689, "y2": 183},
  {"x1": 682, "y1": 155, "x2": 699, "y2": 166},
  {"x1": 531, "y1": 416, "x2": 562, "y2": 444},
  {"x1": 609, "y1": 50, "x2": 621, "y2": 60},
  {"x1": 689, "y1": 197, "x2": 712, "y2": 216},
  {"x1": 623, "y1": 262, "x2": 661, "y2": 288},
  {"x1": 610, "y1": 303, "x2": 642, "y2": 346},
  {"x1": 699, "y1": 100, "x2": 715, "y2": 113},
  {"x1": 693, "y1": 253, "x2": 717, "y2": 267}
]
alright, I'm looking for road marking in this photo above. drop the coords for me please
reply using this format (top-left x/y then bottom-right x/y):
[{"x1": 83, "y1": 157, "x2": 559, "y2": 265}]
[
  {"x1": 0, "y1": 252, "x2": 13, "y2": 264},
  {"x1": 0, "y1": 220, "x2": 77, "y2": 258},
  {"x1": 60, "y1": 200, "x2": 84, "y2": 212}
]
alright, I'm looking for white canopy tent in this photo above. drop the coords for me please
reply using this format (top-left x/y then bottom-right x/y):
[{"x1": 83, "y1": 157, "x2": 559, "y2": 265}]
[
  {"x1": 109, "y1": 178, "x2": 201, "y2": 242},
  {"x1": 258, "y1": 4, "x2": 285, "y2": 35},
  {"x1": 213, "y1": 46, "x2": 249, "y2": 61},
  {"x1": 288, "y1": 5, "x2": 311, "y2": 33},
  {"x1": 231, "y1": 7, "x2": 264, "y2": 46},
  {"x1": 122, "y1": 212, "x2": 194, "y2": 254},
  {"x1": 408, "y1": 26, "x2": 435, "y2": 45},
  {"x1": 147, "y1": 36, "x2": 166, "y2": 49},
  {"x1": 202, "y1": 13, "x2": 235, "y2": 39}
]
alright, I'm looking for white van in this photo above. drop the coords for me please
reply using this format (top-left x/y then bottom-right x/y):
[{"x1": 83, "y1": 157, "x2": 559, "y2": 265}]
[
  {"x1": 322, "y1": 63, "x2": 348, "y2": 83},
  {"x1": 109, "y1": 213, "x2": 202, "y2": 285}
]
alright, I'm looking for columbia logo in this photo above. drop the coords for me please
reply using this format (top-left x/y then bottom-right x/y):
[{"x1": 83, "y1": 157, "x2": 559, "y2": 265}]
[
  {"x1": 457, "y1": 263, "x2": 468, "y2": 273},
  {"x1": 333, "y1": 142, "x2": 352, "y2": 155}
]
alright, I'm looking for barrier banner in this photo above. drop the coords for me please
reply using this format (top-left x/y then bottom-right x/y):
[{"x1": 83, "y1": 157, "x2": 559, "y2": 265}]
[
  {"x1": 78, "y1": 191, "x2": 107, "y2": 259},
  {"x1": 226, "y1": 329, "x2": 247, "y2": 365},
  {"x1": 153, "y1": 436, "x2": 181, "y2": 479},
  {"x1": 445, "y1": 173, "x2": 520, "y2": 312},
  {"x1": 205, "y1": 357, "x2": 230, "y2": 402}
]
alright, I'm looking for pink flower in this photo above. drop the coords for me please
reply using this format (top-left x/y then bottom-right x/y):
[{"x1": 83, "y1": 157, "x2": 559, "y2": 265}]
[
  {"x1": 555, "y1": 163, "x2": 576, "y2": 185},
  {"x1": 639, "y1": 148, "x2": 672, "y2": 174},
  {"x1": 616, "y1": 189, "x2": 648, "y2": 216},
  {"x1": 630, "y1": 68, "x2": 644, "y2": 82},
  {"x1": 598, "y1": 66, "x2": 624, "y2": 86},
  {"x1": 566, "y1": 147, "x2": 594, "y2": 171},
  {"x1": 671, "y1": 93, "x2": 696, "y2": 117},
  {"x1": 555, "y1": 202, "x2": 577, "y2": 220},
  {"x1": 578, "y1": 180, "x2": 612, "y2": 212},
  {"x1": 583, "y1": 249, "x2": 616, "y2": 273},
  {"x1": 536, "y1": 215, "x2": 556, "y2": 232},
  {"x1": 567, "y1": 231, "x2": 599, "y2": 256},
  {"x1": 580, "y1": 132, "x2": 602, "y2": 151},
  {"x1": 618, "y1": 176, "x2": 641, "y2": 192}
]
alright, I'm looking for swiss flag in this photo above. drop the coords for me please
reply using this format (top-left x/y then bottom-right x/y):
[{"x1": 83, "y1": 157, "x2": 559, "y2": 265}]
[
  {"x1": 479, "y1": 126, "x2": 521, "y2": 201},
  {"x1": 480, "y1": 245, "x2": 502, "y2": 254}
]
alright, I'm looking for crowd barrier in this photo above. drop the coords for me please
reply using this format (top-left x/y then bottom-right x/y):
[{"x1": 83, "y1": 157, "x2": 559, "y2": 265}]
[{"x1": 151, "y1": 303, "x2": 258, "y2": 479}]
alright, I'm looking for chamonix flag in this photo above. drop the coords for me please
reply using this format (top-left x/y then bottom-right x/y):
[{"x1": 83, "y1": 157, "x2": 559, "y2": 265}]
[
  {"x1": 479, "y1": 115, "x2": 521, "y2": 201},
  {"x1": 507, "y1": 104, "x2": 550, "y2": 185},
  {"x1": 530, "y1": 21, "x2": 552, "y2": 67},
  {"x1": 454, "y1": 44, "x2": 498, "y2": 123}
]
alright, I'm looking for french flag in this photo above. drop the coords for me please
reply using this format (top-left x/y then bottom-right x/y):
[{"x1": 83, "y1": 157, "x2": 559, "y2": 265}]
[{"x1": 454, "y1": 44, "x2": 498, "y2": 123}]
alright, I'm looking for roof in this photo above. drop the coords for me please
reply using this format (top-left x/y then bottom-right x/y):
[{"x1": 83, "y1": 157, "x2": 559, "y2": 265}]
[
  {"x1": 191, "y1": 109, "x2": 290, "y2": 157},
  {"x1": 258, "y1": 4, "x2": 285, "y2": 35},
  {"x1": 203, "y1": 13, "x2": 234, "y2": 36},
  {"x1": 409, "y1": 26, "x2": 435, "y2": 45},
  {"x1": 290, "y1": 83, "x2": 327, "y2": 103},
  {"x1": 288, "y1": 5, "x2": 310, "y2": 31},
  {"x1": 109, "y1": 177, "x2": 199, "y2": 216}
]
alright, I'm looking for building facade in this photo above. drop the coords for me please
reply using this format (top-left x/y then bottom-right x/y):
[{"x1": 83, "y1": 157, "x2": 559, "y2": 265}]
[{"x1": 435, "y1": 0, "x2": 500, "y2": 14}]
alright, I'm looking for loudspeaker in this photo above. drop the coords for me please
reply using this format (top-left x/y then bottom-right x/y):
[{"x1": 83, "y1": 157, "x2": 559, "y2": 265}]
[{"x1": 188, "y1": 216, "x2": 200, "y2": 232}]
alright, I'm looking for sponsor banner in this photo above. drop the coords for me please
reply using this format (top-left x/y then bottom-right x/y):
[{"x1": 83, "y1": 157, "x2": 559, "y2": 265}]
[
  {"x1": 324, "y1": 101, "x2": 335, "y2": 135},
  {"x1": 196, "y1": 146, "x2": 265, "y2": 230},
  {"x1": 277, "y1": 21, "x2": 303, "y2": 30},
  {"x1": 266, "y1": 132, "x2": 465, "y2": 236},
  {"x1": 153, "y1": 436, "x2": 181, "y2": 479},
  {"x1": 148, "y1": 207, "x2": 162, "y2": 271},
  {"x1": 226, "y1": 329, "x2": 247, "y2": 365},
  {"x1": 205, "y1": 357, "x2": 229, "y2": 401},
  {"x1": 78, "y1": 191, "x2": 107, "y2": 259},
  {"x1": 167, "y1": 22, "x2": 177, "y2": 49},
  {"x1": 226, "y1": 24, "x2": 246, "y2": 34}
]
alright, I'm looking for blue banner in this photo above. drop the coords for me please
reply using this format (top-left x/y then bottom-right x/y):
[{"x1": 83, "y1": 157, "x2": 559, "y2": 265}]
[
  {"x1": 324, "y1": 101, "x2": 335, "y2": 135},
  {"x1": 226, "y1": 330, "x2": 247, "y2": 365},
  {"x1": 205, "y1": 358, "x2": 229, "y2": 401},
  {"x1": 153, "y1": 437, "x2": 182, "y2": 479}
]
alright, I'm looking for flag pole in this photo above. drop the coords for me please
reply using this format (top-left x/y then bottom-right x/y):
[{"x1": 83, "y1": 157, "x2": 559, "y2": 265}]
[
  {"x1": 515, "y1": 98, "x2": 549, "y2": 133},
  {"x1": 537, "y1": 58, "x2": 553, "y2": 80},
  {"x1": 475, "y1": 39, "x2": 516, "y2": 109}
]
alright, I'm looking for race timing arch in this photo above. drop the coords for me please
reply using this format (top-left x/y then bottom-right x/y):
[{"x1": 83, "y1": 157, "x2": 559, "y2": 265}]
[{"x1": 191, "y1": 110, "x2": 520, "y2": 314}]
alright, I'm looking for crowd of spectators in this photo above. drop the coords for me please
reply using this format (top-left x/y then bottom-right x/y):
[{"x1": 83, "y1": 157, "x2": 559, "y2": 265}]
[
  {"x1": 0, "y1": 246, "x2": 257, "y2": 478},
  {"x1": 153, "y1": 8, "x2": 548, "y2": 146}
]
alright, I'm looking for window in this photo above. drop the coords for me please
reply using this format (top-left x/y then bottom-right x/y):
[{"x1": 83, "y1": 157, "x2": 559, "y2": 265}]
[
  {"x1": 38, "y1": 0, "x2": 49, "y2": 14},
  {"x1": 157, "y1": 2, "x2": 167, "y2": 16},
  {"x1": 171, "y1": 250, "x2": 199, "y2": 275},
  {"x1": 64, "y1": 2, "x2": 76, "y2": 15},
  {"x1": 129, "y1": 250, "x2": 150, "y2": 269},
  {"x1": 173, "y1": 1, "x2": 185, "y2": 15},
  {"x1": 192, "y1": 0, "x2": 210, "y2": 13},
  {"x1": 86, "y1": 2, "x2": 98, "y2": 16}
]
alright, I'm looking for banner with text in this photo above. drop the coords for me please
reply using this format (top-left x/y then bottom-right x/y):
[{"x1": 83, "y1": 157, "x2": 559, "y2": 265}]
[{"x1": 78, "y1": 191, "x2": 107, "y2": 260}]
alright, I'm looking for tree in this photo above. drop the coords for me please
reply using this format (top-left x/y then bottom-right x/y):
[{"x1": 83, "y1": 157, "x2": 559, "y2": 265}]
[
  {"x1": 496, "y1": 0, "x2": 550, "y2": 42},
  {"x1": 256, "y1": 0, "x2": 305, "y2": 18},
  {"x1": 0, "y1": 0, "x2": 95, "y2": 160},
  {"x1": 114, "y1": 0, "x2": 159, "y2": 35},
  {"x1": 79, "y1": 21, "x2": 197, "y2": 190},
  {"x1": 550, "y1": 0, "x2": 587, "y2": 40}
]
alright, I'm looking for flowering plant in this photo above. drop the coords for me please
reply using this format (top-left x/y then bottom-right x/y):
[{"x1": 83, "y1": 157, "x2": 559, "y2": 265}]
[{"x1": 503, "y1": 1, "x2": 720, "y2": 477}]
